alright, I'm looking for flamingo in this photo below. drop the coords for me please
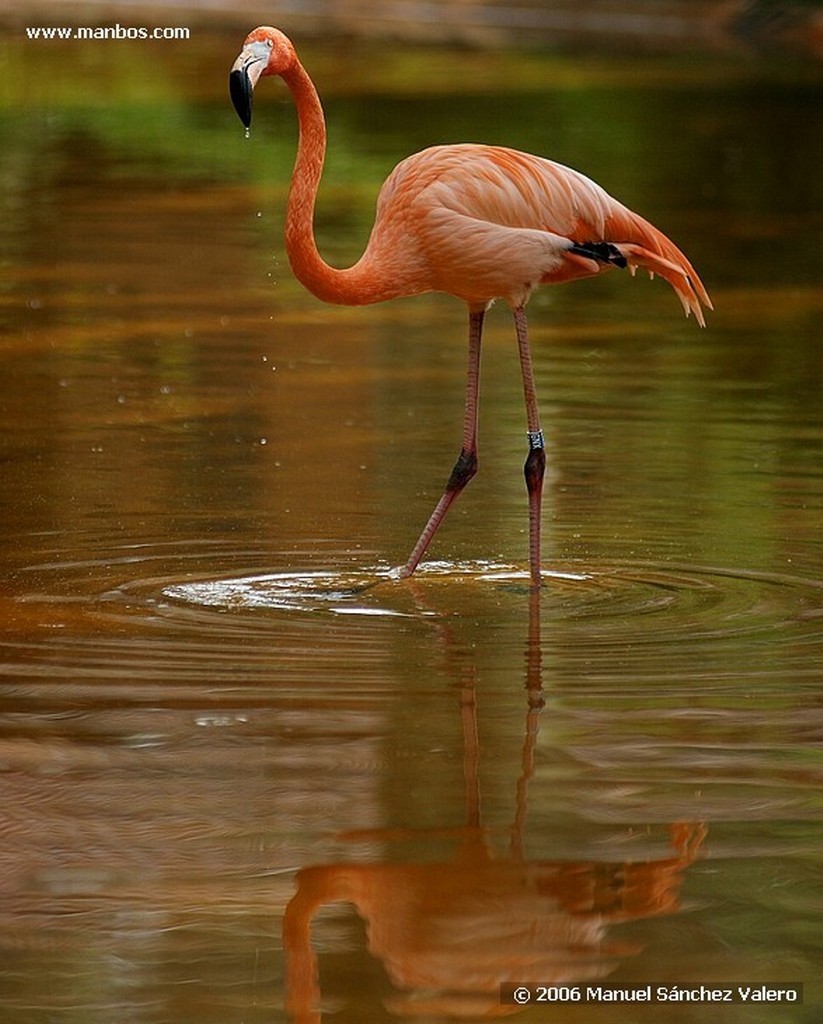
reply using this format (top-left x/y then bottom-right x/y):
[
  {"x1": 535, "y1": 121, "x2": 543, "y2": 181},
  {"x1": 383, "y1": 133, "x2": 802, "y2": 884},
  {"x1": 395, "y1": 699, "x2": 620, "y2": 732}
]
[{"x1": 229, "y1": 27, "x2": 711, "y2": 589}]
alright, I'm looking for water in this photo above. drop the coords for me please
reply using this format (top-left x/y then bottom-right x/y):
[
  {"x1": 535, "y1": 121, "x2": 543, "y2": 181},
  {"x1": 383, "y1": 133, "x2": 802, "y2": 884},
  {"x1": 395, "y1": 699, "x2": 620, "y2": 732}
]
[{"x1": 1, "y1": 19, "x2": 821, "y2": 1024}]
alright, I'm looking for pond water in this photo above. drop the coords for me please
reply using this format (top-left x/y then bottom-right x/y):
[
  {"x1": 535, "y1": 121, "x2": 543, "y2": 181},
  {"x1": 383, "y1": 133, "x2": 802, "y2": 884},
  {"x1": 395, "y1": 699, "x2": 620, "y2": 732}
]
[{"x1": 1, "y1": 18, "x2": 822, "y2": 1024}]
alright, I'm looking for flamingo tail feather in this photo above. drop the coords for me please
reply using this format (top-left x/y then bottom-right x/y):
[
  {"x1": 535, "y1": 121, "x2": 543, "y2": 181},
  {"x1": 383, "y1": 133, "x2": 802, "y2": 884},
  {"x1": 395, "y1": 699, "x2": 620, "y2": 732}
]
[{"x1": 613, "y1": 242, "x2": 712, "y2": 328}]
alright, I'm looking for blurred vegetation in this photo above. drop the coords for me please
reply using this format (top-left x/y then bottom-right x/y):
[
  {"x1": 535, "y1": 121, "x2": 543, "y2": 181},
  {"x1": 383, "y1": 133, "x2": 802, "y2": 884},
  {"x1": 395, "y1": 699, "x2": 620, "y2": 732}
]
[
  {"x1": 8, "y1": 0, "x2": 822, "y2": 55},
  {"x1": 2, "y1": 21, "x2": 819, "y2": 321}
]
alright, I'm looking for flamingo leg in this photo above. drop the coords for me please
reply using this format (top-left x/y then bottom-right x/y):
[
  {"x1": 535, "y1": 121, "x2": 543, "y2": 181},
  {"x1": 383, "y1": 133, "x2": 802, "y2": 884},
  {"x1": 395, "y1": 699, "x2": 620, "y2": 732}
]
[
  {"x1": 397, "y1": 309, "x2": 484, "y2": 578},
  {"x1": 514, "y1": 306, "x2": 545, "y2": 589}
]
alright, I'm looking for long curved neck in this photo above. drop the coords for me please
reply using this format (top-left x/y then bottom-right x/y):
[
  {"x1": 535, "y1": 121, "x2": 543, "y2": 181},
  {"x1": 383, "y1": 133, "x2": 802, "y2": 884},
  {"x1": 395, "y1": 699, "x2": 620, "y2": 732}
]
[{"x1": 281, "y1": 61, "x2": 388, "y2": 306}]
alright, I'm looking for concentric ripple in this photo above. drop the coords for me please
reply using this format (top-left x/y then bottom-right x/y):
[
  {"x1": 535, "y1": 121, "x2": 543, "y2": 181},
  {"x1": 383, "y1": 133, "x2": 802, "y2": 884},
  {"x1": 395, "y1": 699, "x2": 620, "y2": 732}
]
[
  {"x1": 543, "y1": 561, "x2": 819, "y2": 636},
  {"x1": 158, "y1": 558, "x2": 822, "y2": 651},
  {"x1": 159, "y1": 561, "x2": 589, "y2": 617},
  {"x1": 8, "y1": 543, "x2": 822, "y2": 676}
]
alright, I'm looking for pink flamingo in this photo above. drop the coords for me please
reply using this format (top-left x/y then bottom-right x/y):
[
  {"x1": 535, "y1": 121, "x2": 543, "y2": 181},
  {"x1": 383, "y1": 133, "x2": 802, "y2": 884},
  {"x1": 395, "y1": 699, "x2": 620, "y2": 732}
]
[{"x1": 230, "y1": 27, "x2": 711, "y2": 589}]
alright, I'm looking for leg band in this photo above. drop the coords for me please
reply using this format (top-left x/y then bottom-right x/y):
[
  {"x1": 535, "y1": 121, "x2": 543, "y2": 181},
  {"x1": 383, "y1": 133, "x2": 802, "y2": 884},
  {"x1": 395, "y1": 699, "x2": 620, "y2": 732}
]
[{"x1": 527, "y1": 430, "x2": 545, "y2": 451}]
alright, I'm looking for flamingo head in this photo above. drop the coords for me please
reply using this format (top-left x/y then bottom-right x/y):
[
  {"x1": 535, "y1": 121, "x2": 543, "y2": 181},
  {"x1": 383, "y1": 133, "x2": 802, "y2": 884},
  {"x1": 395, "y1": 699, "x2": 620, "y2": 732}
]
[{"x1": 229, "y1": 27, "x2": 297, "y2": 129}]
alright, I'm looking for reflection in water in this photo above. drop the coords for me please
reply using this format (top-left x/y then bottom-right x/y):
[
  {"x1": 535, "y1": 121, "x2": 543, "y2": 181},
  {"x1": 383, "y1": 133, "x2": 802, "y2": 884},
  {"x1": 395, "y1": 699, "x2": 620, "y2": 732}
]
[
  {"x1": 283, "y1": 595, "x2": 705, "y2": 1021},
  {"x1": 285, "y1": 824, "x2": 704, "y2": 1021}
]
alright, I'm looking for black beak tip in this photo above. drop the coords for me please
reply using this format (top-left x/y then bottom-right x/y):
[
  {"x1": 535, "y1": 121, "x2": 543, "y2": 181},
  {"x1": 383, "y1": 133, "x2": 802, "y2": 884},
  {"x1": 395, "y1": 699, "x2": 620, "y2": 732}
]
[{"x1": 229, "y1": 68, "x2": 253, "y2": 129}]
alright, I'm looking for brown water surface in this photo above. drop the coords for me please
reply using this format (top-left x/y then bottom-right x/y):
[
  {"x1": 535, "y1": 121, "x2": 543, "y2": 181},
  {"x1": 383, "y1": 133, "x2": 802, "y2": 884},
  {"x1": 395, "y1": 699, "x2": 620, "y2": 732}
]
[{"x1": 1, "y1": 20, "x2": 821, "y2": 1024}]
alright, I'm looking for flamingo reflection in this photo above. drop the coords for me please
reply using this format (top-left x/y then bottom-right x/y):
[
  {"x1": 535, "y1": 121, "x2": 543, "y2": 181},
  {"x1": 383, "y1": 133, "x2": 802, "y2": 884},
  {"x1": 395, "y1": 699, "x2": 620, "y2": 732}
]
[{"x1": 283, "y1": 597, "x2": 705, "y2": 1021}]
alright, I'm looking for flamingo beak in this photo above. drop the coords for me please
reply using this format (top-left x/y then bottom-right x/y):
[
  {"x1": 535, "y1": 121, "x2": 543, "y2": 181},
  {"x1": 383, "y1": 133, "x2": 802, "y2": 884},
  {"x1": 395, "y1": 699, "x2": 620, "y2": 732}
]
[{"x1": 229, "y1": 43, "x2": 269, "y2": 128}]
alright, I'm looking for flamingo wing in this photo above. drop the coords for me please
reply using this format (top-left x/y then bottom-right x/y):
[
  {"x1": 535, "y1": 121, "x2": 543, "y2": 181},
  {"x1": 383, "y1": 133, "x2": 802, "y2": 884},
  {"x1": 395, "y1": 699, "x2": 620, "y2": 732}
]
[{"x1": 377, "y1": 144, "x2": 711, "y2": 324}]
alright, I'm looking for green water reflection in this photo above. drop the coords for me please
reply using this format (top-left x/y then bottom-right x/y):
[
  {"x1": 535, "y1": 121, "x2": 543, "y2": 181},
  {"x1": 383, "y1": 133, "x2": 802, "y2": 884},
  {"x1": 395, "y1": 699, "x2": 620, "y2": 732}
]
[{"x1": 0, "y1": 18, "x2": 821, "y2": 1024}]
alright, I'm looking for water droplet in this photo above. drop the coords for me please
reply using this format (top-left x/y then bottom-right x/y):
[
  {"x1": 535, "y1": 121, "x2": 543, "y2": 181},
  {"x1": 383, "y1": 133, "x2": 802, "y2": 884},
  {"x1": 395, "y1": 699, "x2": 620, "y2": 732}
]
[{"x1": 244, "y1": 126, "x2": 250, "y2": 140}]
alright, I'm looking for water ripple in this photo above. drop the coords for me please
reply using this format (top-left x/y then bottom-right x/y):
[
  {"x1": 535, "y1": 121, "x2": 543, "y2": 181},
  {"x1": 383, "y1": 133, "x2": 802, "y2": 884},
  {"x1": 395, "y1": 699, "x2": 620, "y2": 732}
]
[
  {"x1": 5, "y1": 549, "x2": 820, "y2": 696},
  {"x1": 157, "y1": 558, "x2": 822, "y2": 641}
]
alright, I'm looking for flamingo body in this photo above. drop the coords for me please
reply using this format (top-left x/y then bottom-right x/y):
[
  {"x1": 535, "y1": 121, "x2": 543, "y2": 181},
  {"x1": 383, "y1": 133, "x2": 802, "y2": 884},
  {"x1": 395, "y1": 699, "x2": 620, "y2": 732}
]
[
  {"x1": 230, "y1": 27, "x2": 711, "y2": 586},
  {"x1": 362, "y1": 142, "x2": 709, "y2": 318}
]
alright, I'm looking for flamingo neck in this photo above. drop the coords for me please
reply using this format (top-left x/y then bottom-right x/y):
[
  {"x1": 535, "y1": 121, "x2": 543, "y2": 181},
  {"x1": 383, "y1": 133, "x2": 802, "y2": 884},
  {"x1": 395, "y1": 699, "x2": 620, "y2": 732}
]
[{"x1": 281, "y1": 62, "x2": 388, "y2": 306}]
